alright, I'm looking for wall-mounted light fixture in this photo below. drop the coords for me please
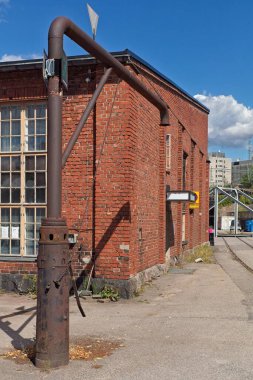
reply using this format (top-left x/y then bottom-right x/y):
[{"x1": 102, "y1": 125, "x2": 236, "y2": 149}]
[{"x1": 166, "y1": 191, "x2": 197, "y2": 202}]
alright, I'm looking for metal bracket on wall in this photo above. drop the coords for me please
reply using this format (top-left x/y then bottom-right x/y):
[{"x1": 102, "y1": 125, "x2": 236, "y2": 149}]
[
  {"x1": 43, "y1": 49, "x2": 68, "y2": 90},
  {"x1": 43, "y1": 58, "x2": 55, "y2": 80}
]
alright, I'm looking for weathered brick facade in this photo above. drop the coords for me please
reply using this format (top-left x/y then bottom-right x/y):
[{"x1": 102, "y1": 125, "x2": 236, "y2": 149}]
[{"x1": 0, "y1": 51, "x2": 209, "y2": 296}]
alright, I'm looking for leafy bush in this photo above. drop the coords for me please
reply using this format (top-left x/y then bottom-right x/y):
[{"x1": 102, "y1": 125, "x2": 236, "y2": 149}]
[{"x1": 100, "y1": 285, "x2": 120, "y2": 302}]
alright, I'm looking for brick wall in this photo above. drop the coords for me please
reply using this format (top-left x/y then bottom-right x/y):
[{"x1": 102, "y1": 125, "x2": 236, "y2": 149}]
[{"x1": 0, "y1": 56, "x2": 209, "y2": 287}]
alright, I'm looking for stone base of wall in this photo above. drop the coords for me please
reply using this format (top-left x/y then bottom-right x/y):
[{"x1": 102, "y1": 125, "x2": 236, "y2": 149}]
[
  {"x1": 0, "y1": 273, "x2": 36, "y2": 293},
  {"x1": 0, "y1": 259, "x2": 172, "y2": 299},
  {"x1": 92, "y1": 262, "x2": 170, "y2": 299}
]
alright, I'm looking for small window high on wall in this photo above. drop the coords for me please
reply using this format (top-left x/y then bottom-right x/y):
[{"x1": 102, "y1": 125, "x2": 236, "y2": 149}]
[{"x1": 0, "y1": 104, "x2": 47, "y2": 257}]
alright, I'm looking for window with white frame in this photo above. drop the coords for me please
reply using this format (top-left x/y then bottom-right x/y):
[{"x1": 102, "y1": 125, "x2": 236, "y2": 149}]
[
  {"x1": 166, "y1": 134, "x2": 171, "y2": 171},
  {"x1": 0, "y1": 104, "x2": 47, "y2": 257}
]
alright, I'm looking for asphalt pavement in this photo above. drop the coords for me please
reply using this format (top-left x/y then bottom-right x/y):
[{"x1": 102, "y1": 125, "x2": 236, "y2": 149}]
[{"x1": 1, "y1": 241, "x2": 253, "y2": 379}]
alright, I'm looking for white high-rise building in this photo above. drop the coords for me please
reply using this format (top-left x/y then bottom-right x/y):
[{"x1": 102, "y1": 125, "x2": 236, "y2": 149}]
[{"x1": 209, "y1": 152, "x2": 232, "y2": 187}]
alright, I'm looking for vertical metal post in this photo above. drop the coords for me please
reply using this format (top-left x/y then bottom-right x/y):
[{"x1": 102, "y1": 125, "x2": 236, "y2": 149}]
[
  {"x1": 234, "y1": 189, "x2": 238, "y2": 236},
  {"x1": 36, "y1": 64, "x2": 70, "y2": 368},
  {"x1": 46, "y1": 76, "x2": 63, "y2": 218},
  {"x1": 214, "y1": 187, "x2": 219, "y2": 237}
]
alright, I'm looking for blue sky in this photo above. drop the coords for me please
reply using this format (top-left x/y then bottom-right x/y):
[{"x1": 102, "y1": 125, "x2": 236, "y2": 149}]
[{"x1": 1, "y1": 0, "x2": 253, "y2": 160}]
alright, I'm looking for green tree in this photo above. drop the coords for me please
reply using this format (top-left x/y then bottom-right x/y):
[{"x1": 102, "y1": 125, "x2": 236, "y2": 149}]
[{"x1": 240, "y1": 166, "x2": 253, "y2": 189}]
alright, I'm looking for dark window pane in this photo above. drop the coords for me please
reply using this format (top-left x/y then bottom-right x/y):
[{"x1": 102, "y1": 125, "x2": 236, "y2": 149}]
[
  {"x1": 11, "y1": 189, "x2": 20, "y2": 203},
  {"x1": 36, "y1": 208, "x2": 45, "y2": 223},
  {"x1": 36, "y1": 225, "x2": 40, "y2": 240},
  {"x1": 11, "y1": 137, "x2": 21, "y2": 151},
  {"x1": 27, "y1": 120, "x2": 35, "y2": 135},
  {"x1": 36, "y1": 156, "x2": 46, "y2": 170},
  {"x1": 1, "y1": 208, "x2": 10, "y2": 222},
  {"x1": 36, "y1": 105, "x2": 46, "y2": 118},
  {"x1": 1, "y1": 107, "x2": 10, "y2": 120},
  {"x1": 26, "y1": 173, "x2": 34, "y2": 187},
  {"x1": 36, "y1": 119, "x2": 46, "y2": 135},
  {"x1": 25, "y1": 189, "x2": 34, "y2": 203},
  {"x1": 11, "y1": 240, "x2": 20, "y2": 254},
  {"x1": 26, "y1": 106, "x2": 35, "y2": 119},
  {"x1": 1, "y1": 240, "x2": 10, "y2": 254},
  {"x1": 12, "y1": 208, "x2": 20, "y2": 223},
  {"x1": 36, "y1": 136, "x2": 46, "y2": 151},
  {"x1": 12, "y1": 157, "x2": 20, "y2": 171},
  {"x1": 36, "y1": 189, "x2": 45, "y2": 203},
  {"x1": 28, "y1": 136, "x2": 35, "y2": 151},
  {"x1": 12, "y1": 173, "x2": 20, "y2": 187},
  {"x1": 11, "y1": 106, "x2": 21, "y2": 119},
  {"x1": 1, "y1": 121, "x2": 10, "y2": 135},
  {"x1": 1, "y1": 157, "x2": 10, "y2": 171},
  {"x1": 35, "y1": 242, "x2": 39, "y2": 255},
  {"x1": 12, "y1": 120, "x2": 21, "y2": 135},
  {"x1": 26, "y1": 208, "x2": 34, "y2": 223},
  {"x1": 1, "y1": 189, "x2": 10, "y2": 203},
  {"x1": 26, "y1": 240, "x2": 35, "y2": 256},
  {"x1": 1, "y1": 173, "x2": 10, "y2": 187},
  {"x1": 36, "y1": 173, "x2": 45, "y2": 187},
  {"x1": 26, "y1": 224, "x2": 34, "y2": 239},
  {"x1": 25, "y1": 156, "x2": 35, "y2": 171},
  {"x1": 1, "y1": 137, "x2": 10, "y2": 152}
]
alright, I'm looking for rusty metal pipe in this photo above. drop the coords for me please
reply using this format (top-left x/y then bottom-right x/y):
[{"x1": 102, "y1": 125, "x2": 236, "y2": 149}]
[
  {"x1": 36, "y1": 219, "x2": 69, "y2": 368},
  {"x1": 47, "y1": 76, "x2": 62, "y2": 218},
  {"x1": 62, "y1": 67, "x2": 113, "y2": 168},
  {"x1": 48, "y1": 16, "x2": 169, "y2": 126},
  {"x1": 36, "y1": 16, "x2": 170, "y2": 370}
]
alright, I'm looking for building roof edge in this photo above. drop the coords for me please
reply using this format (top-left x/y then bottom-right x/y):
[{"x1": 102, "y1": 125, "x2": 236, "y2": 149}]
[{"x1": 0, "y1": 49, "x2": 209, "y2": 113}]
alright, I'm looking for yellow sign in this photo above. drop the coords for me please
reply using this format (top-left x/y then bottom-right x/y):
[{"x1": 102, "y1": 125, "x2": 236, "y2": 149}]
[{"x1": 189, "y1": 191, "x2": 199, "y2": 209}]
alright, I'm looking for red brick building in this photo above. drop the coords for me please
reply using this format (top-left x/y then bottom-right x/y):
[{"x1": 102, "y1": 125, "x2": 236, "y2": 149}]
[{"x1": 0, "y1": 50, "x2": 209, "y2": 296}]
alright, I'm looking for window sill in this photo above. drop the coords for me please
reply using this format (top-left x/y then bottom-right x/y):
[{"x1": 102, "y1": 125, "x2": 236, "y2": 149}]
[{"x1": 0, "y1": 256, "x2": 37, "y2": 262}]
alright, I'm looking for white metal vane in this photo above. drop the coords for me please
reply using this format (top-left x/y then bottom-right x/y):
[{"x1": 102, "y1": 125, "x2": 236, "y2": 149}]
[{"x1": 87, "y1": 3, "x2": 99, "y2": 40}]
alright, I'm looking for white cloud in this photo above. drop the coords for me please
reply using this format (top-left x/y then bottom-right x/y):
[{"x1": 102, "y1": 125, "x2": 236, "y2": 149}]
[
  {"x1": 194, "y1": 94, "x2": 253, "y2": 148},
  {"x1": 29, "y1": 53, "x2": 42, "y2": 60},
  {"x1": 0, "y1": 0, "x2": 10, "y2": 5},
  {"x1": 0, "y1": 54, "x2": 23, "y2": 62},
  {"x1": 0, "y1": 53, "x2": 42, "y2": 62}
]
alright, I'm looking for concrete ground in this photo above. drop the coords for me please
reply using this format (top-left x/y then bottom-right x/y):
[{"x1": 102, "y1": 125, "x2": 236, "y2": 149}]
[{"x1": 1, "y1": 240, "x2": 253, "y2": 379}]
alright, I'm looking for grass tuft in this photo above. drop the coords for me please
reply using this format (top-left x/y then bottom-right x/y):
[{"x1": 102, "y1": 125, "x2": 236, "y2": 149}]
[{"x1": 184, "y1": 245, "x2": 215, "y2": 264}]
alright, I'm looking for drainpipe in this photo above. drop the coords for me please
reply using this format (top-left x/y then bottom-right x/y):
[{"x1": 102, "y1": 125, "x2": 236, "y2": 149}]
[{"x1": 36, "y1": 16, "x2": 169, "y2": 369}]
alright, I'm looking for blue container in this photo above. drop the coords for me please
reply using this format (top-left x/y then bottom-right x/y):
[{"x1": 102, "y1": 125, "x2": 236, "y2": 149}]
[{"x1": 245, "y1": 220, "x2": 253, "y2": 232}]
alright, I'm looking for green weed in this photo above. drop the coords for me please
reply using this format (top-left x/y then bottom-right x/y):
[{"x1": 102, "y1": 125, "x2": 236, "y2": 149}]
[{"x1": 184, "y1": 245, "x2": 215, "y2": 264}]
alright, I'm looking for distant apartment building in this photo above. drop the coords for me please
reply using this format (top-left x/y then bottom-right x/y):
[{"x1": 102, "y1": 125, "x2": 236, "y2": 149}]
[
  {"x1": 209, "y1": 152, "x2": 232, "y2": 187},
  {"x1": 232, "y1": 159, "x2": 253, "y2": 186}
]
